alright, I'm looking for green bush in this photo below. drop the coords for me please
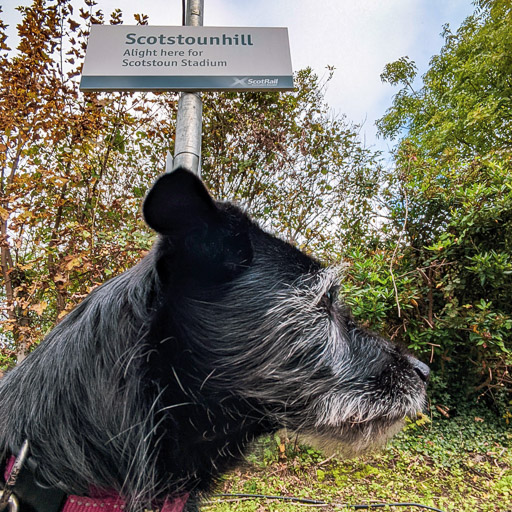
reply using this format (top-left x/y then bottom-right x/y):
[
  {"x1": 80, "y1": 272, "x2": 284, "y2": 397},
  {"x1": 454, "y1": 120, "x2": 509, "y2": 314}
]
[{"x1": 341, "y1": 156, "x2": 512, "y2": 417}]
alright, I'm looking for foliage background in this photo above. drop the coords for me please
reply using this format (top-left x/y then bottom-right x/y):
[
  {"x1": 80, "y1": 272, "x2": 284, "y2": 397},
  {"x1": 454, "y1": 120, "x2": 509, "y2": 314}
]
[{"x1": 1, "y1": 0, "x2": 511, "y2": 425}]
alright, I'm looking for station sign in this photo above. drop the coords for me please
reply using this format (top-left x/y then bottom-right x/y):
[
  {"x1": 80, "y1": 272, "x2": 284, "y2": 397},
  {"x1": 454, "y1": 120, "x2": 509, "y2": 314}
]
[{"x1": 80, "y1": 25, "x2": 294, "y2": 91}]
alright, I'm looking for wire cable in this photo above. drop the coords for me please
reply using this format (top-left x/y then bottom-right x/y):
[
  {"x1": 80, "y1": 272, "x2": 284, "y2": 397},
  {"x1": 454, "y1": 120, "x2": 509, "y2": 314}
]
[{"x1": 210, "y1": 493, "x2": 446, "y2": 511}]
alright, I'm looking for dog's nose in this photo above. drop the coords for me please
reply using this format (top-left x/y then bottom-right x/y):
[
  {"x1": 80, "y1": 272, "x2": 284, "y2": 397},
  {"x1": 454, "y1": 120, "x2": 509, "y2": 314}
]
[{"x1": 406, "y1": 356, "x2": 430, "y2": 384}]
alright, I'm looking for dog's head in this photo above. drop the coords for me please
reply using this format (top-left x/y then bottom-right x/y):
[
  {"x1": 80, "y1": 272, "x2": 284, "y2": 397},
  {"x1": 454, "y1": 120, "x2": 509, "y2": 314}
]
[{"x1": 143, "y1": 168, "x2": 429, "y2": 452}]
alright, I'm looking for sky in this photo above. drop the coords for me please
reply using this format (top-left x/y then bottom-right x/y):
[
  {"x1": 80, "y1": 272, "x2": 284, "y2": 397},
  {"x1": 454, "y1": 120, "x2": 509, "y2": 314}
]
[{"x1": 2, "y1": 0, "x2": 476, "y2": 155}]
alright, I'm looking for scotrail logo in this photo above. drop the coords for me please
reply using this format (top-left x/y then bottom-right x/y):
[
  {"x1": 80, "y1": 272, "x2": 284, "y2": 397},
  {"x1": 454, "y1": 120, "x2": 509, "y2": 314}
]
[{"x1": 231, "y1": 77, "x2": 279, "y2": 87}]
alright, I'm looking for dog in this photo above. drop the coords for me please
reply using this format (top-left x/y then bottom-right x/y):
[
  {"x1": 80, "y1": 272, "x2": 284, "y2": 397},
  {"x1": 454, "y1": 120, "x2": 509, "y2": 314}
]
[{"x1": 0, "y1": 168, "x2": 429, "y2": 512}]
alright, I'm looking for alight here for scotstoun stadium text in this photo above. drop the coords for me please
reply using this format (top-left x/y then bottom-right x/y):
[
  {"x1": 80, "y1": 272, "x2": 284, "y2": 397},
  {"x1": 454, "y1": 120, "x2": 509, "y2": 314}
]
[{"x1": 122, "y1": 48, "x2": 227, "y2": 68}]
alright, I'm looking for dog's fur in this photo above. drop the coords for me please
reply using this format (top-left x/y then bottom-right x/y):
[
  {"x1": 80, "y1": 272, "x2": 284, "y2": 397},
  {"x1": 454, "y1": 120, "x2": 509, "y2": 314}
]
[{"x1": 0, "y1": 169, "x2": 428, "y2": 511}]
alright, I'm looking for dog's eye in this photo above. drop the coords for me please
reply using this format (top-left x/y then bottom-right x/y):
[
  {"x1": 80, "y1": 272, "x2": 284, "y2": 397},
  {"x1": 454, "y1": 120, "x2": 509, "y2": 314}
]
[
  {"x1": 324, "y1": 285, "x2": 339, "y2": 307},
  {"x1": 327, "y1": 287, "x2": 337, "y2": 302}
]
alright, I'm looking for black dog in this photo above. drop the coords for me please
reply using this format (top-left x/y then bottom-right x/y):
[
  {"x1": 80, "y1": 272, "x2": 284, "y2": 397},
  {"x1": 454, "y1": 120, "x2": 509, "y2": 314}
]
[{"x1": 0, "y1": 168, "x2": 429, "y2": 512}]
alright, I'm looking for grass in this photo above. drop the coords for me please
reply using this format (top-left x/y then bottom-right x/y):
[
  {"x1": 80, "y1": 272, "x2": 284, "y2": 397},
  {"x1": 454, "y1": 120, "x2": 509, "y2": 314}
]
[{"x1": 202, "y1": 411, "x2": 512, "y2": 512}]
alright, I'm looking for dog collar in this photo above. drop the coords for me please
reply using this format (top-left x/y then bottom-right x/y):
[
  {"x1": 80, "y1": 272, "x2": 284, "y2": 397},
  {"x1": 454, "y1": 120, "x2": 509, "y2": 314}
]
[
  {"x1": 62, "y1": 494, "x2": 188, "y2": 512},
  {"x1": 2, "y1": 449, "x2": 188, "y2": 512}
]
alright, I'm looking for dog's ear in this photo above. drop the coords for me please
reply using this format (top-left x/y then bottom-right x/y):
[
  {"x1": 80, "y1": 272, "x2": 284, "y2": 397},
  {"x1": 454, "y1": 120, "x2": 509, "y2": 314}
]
[
  {"x1": 143, "y1": 168, "x2": 219, "y2": 236},
  {"x1": 143, "y1": 168, "x2": 253, "y2": 282}
]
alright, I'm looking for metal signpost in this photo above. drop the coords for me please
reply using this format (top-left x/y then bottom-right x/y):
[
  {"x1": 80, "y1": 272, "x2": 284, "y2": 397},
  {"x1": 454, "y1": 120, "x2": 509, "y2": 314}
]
[
  {"x1": 80, "y1": 0, "x2": 293, "y2": 178},
  {"x1": 173, "y1": 0, "x2": 203, "y2": 176}
]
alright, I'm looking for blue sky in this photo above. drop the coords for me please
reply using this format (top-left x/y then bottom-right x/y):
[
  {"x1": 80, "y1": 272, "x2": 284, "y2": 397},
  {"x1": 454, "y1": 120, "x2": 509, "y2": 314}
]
[{"x1": 2, "y1": 0, "x2": 475, "y2": 154}]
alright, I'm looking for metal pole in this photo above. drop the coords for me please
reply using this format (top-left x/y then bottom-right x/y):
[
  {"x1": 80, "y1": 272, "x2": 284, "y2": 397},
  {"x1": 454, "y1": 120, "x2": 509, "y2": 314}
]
[{"x1": 169, "y1": 0, "x2": 204, "y2": 177}]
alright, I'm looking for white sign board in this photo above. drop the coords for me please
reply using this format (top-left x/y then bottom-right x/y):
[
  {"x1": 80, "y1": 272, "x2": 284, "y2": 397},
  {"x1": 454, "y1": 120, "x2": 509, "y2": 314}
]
[{"x1": 80, "y1": 25, "x2": 294, "y2": 91}]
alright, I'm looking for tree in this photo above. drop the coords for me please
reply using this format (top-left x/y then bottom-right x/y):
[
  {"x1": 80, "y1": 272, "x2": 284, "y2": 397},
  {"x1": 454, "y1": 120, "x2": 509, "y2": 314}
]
[
  {"x1": 0, "y1": 0, "x2": 170, "y2": 364},
  {"x1": 377, "y1": 0, "x2": 512, "y2": 162}
]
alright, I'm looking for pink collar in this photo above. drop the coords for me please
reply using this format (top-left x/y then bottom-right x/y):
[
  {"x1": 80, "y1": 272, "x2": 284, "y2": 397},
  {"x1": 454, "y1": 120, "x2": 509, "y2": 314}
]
[
  {"x1": 62, "y1": 494, "x2": 189, "y2": 512},
  {"x1": 5, "y1": 455, "x2": 189, "y2": 512}
]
